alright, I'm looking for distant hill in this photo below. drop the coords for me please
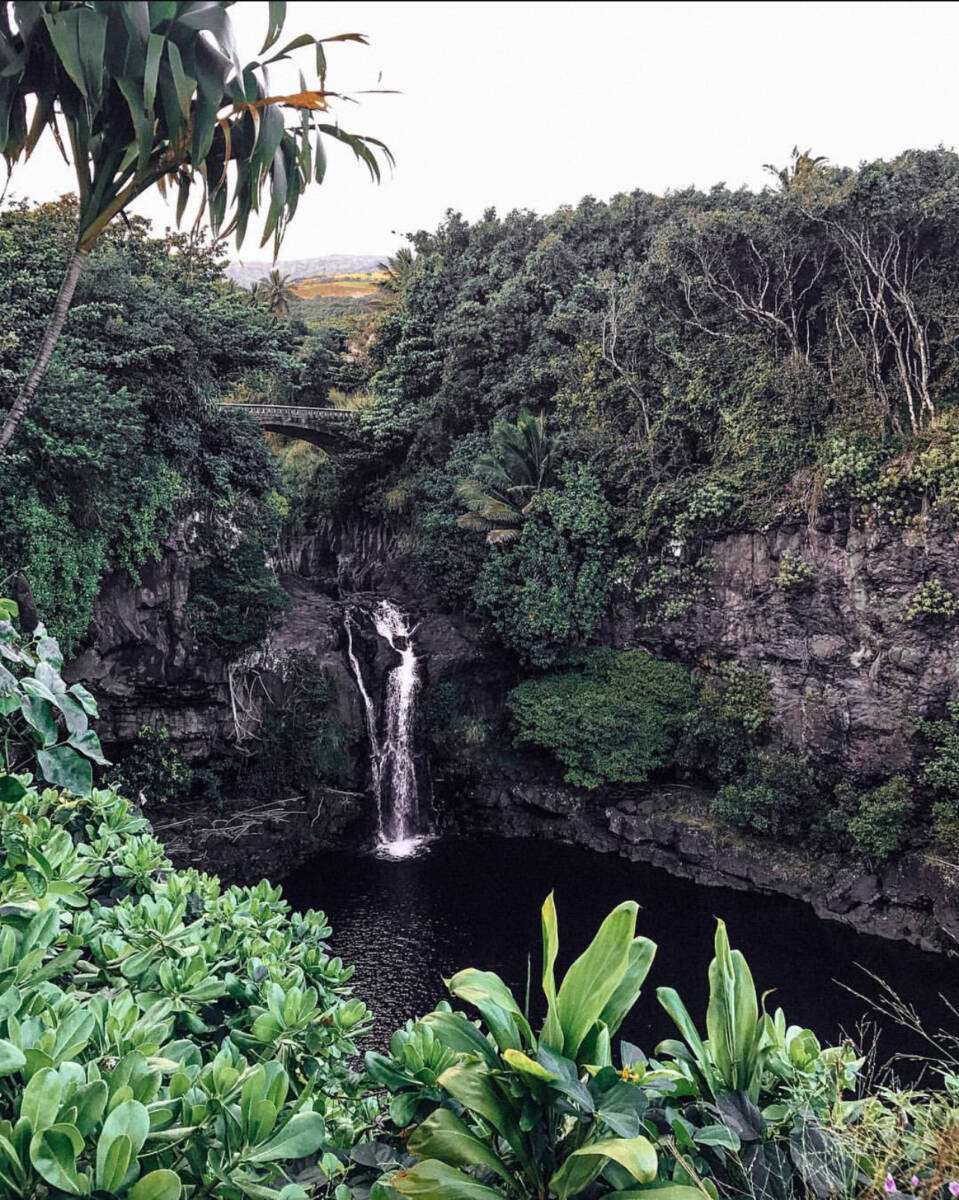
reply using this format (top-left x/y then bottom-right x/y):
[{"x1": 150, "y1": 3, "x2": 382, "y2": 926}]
[{"x1": 226, "y1": 254, "x2": 387, "y2": 288}]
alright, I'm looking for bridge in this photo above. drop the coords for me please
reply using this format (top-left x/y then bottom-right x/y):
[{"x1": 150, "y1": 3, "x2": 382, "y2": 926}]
[{"x1": 221, "y1": 403, "x2": 360, "y2": 452}]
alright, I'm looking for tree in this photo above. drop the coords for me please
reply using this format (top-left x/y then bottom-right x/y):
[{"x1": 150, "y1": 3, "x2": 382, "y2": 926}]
[
  {"x1": 262, "y1": 268, "x2": 294, "y2": 316},
  {"x1": 379, "y1": 245, "x2": 417, "y2": 293},
  {"x1": 457, "y1": 408, "x2": 554, "y2": 543},
  {"x1": 0, "y1": 0, "x2": 393, "y2": 450}
]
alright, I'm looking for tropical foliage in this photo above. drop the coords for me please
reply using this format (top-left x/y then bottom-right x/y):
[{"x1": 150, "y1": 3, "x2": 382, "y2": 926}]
[
  {"x1": 507, "y1": 650, "x2": 697, "y2": 789},
  {"x1": 0, "y1": 0, "x2": 391, "y2": 449},
  {"x1": 0, "y1": 200, "x2": 288, "y2": 653}
]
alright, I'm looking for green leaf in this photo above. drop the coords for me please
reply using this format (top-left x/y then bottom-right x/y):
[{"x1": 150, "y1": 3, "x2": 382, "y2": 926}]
[
  {"x1": 36, "y1": 746, "x2": 93, "y2": 796},
  {"x1": 67, "y1": 683, "x2": 99, "y2": 718},
  {"x1": 391, "y1": 1159, "x2": 506, "y2": 1199},
  {"x1": 0, "y1": 1039, "x2": 25, "y2": 1076},
  {"x1": 599, "y1": 937, "x2": 657, "y2": 1037},
  {"x1": 247, "y1": 1111, "x2": 326, "y2": 1162},
  {"x1": 540, "y1": 892, "x2": 563, "y2": 1051},
  {"x1": 35, "y1": 636, "x2": 62, "y2": 666},
  {"x1": 261, "y1": 2, "x2": 288, "y2": 54},
  {"x1": 67, "y1": 728, "x2": 109, "y2": 766},
  {"x1": 549, "y1": 1136, "x2": 658, "y2": 1199},
  {"x1": 144, "y1": 32, "x2": 164, "y2": 113},
  {"x1": 502, "y1": 1048, "x2": 558, "y2": 1084},
  {"x1": 407, "y1": 1108, "x2": 513, "y2": 1185},
  {"x1": 129, "y1": 1168, "x2": 183, "y2": 1200},
  {"x1": 555, "y1": 901, "x2": 638, "y2": 1059},
  {"x1": 695, "y1": 1124, "x2": 741, "y2": 1151},
  {"x1": 418, "y1": 1010, "x2": 499, "y2": 1067},
  {"x1": 96, "y1": 1099, "x2": 149, "y2": 1191},
  {"x1": 446, "y1": 968, "x2": 532, "y2": 1050},
  {"x1": 21, "y1": 695, "x2": 59, "y2": 747},
  {"x1": 606, "y1": 1189, "x2": 707, "y2": 1200},
  {"x1": 0, "y1": 775, "x2": 26, "y2": 803},
  {"x1": 29, "y1": 1124, "x2": 84, "y2": 1195},
  {"x1": 20, "y1": 1067, "x2": 63, "y2": 1133},
  {"x1": 436, "y1": 1062, "x2": 535, "y2": 1181},
  {"x1": 706, "y1": 921, "x2": 760, "y2": 1097}
]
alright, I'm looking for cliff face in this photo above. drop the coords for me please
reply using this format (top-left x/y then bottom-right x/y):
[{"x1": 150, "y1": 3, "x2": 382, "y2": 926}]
[
  {"x1": 64, "y1": 524, "x2": 235, "y2": 758},
  {"x1": 626, "y1": 513, "x2": 959, "y2": 779},
  {"x1": 66, "y1": 510, "x2": 958, "y2": 948}
]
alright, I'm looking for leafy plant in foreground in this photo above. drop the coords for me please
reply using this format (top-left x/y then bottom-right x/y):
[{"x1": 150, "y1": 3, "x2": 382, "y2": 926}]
[
  {"x1": 0, "y1": 598, "x2": 106, "y2": 795},
  {"x1": 364, "y1": 894, "x2": 685, "y2": 1199}
]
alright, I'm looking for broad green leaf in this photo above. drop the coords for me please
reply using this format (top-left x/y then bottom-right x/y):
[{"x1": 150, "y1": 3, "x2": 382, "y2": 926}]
[
  {"x1": 419, "y1": 1010, "x2": 498, "y2": 1067},
  {"x1": 68, "y1": 683, "x2": 99, "y2": 718},
  {"x1": 555, "y1": 901, "x2": 637, "y2": 1059},
  {"x1": 695, "y1": 1123, "x2": 741, "y2": 1151},
  {"x1": 67, "y1": 728, "x2": 109, "y2": 766},
  {"x1": 407, "y1": 1108, "x2": 512, "y2": 1185},
  {"x1": 606, "y1": 1189, "x2": 707, "y2": 1200},
  {"x1": 706, "y1": 921, "x2": 759, "y2": 1096},
  {"x1": 599, "y1": 937, "x2": 657, "y2": 1037},
  {"x1": 549, "y1": 1136, "x2": 658, "y2": 1199},
  {"x1": 21, "y1": 694, "x2": 58, "y2": 746},
  {"x1": 20, "y1": 1067, "x2": 63, "y2": 1132},
  {"x1": 446, "y1": 968, "x2": 532, "y2": 1049},
  {"x1": 96, "y1": 1099, "x2": 149, "y2": 1191},
  {"x1": 36, "y1": 746, "x2": 93, "y2": 796},
  {"x1": 248, "y1": 1111, "x2": 326, "y2": 1162},
  {"x1": 0, "y1": 775, "x2": 26, "y2": 803},
  {"x1": 437, "y1": 1062, "x2": 536, "y2": 1180},
  {"x1": 29, "y1": 1124, "x2": 84, "y2": 1195},
  {"x1": 502, "y1": 1048, "x2": 558, "y2": 1084},
  {"x1": 129, "y1": 1168, "x2": 183, "y2": 1200},
  {"x1": 391, "y1": 1158, "x2": 506, "y2": 1199},
  {"x1": 0, "y1": 1039, "x2": 25, "y2": 1076},
  {"x1": 656, "y1": 988, "x2": 716, "y2": 1094}
]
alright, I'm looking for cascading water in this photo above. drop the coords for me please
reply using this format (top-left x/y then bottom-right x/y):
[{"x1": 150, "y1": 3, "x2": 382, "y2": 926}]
[{"x1": 344, "y1": 600, "x2": 430, "y2": 858}]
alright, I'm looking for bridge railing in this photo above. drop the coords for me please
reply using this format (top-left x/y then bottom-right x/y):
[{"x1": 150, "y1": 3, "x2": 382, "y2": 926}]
[{"x1": 219, "y1": 403, "x2": 359, "y2": 425}]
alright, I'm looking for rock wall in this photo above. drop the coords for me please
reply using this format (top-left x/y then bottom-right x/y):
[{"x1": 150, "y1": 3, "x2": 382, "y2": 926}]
[
  {"x1": 625, "y1": 513, "x2": 959, "y2": 779},
  {"x1": 64, "y1": 524, "x2": 234, "y2": 758}
]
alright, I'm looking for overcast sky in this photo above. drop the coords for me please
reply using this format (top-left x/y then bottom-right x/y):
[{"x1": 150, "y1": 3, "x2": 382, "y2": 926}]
[{"x1": 7, "y1": 0, "x2": 959, "y2": 263}]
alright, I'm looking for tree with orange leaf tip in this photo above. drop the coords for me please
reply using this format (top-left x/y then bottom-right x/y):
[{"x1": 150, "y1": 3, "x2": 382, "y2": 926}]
[{"x1": 0, "y1": 0, "x2": 393, "y2": 450}]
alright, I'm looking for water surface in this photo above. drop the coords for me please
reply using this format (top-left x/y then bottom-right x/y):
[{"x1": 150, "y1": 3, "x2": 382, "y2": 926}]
[{"x1": 283, "y1": 836, "x2": 957, "y2": 1068}]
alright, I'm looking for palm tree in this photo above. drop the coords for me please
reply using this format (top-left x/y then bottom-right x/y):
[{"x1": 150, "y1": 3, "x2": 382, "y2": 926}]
[
  {"x1": 0, "y1": 2, "x2": 393, "y2": 451},
  {"x1": 457, "y1": 409, "x2": 554, "y2": 544},
  {"x1": 262, "y1": 269, "x2": 294, "y2": 316},
  {"x1": 763, "y1": 147, "x2": 829, "y2": 191},
  {"x1": 379, "y1": 246, "x2": 417, "y2": 293}
]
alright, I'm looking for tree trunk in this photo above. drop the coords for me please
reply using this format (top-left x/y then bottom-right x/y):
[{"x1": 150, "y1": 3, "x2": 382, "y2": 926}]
[{"x1": 0, "y1": 247, "x2": 88, "y2": 452}]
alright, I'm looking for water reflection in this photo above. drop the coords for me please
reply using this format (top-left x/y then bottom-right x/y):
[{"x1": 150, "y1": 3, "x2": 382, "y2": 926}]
[{"x1": 282, "y1": 836, "x2": 958, "y2": 1067}]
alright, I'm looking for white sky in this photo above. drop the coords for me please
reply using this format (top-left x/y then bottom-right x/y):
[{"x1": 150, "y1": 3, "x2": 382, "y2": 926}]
[{"x1": 7, "y1": 0, "x2": 959, "y2": 263}]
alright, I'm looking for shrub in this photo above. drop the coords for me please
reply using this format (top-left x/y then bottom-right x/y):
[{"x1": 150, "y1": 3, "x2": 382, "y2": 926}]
[
  {"x1": 475, "y1": 463, "x2": 613, "y2": 668},
  {"x1": 712, "y1": 751, "x2": 822, "y2": 839},
  {"x1": 846, "y1": 775, "x2": 914, "y2": 859},
  {"x1": 186, "y1": 536, "x2": 291, "y2": 654},
  {"x1": 0, "y1": 777, "x2": 376, "y2": 1197},
  {"x1": 775, "y1": 550, "x2": 816, "y2": 591},
  {"x1": 111, "y1": 726, "x2": 194, "y2": 806},
  {"x1": 906, "y1": 579, "x2": 959, "y2": 624},
  {"x1": 688, "y1": 661, "x2": 773, "y2": 779},
  {"x1": 917, "y1": 702, "x2": 959, "y2": 851},
  {"x1": 508, "y1": 648, "x2": 698, "y2": 789}
]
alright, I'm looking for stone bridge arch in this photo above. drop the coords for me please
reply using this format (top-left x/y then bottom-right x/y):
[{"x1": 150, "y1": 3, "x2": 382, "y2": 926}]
[{"x1": 220, "y1": 403, "x2": 360, "y2": 453}]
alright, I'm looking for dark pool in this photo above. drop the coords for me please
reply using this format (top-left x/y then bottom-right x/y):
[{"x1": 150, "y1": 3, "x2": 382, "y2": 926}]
[{"x1": 282, "y1": 837, "x2": 957, "y2": 1069}]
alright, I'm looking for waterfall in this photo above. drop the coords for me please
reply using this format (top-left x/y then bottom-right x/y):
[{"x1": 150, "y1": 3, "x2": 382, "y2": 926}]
[{"x1": 345, "y1": 599, "x2": 430, "y2": 858}]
